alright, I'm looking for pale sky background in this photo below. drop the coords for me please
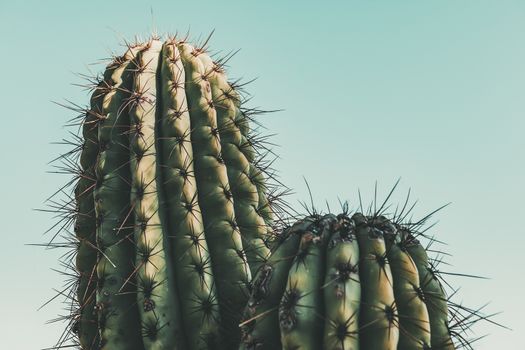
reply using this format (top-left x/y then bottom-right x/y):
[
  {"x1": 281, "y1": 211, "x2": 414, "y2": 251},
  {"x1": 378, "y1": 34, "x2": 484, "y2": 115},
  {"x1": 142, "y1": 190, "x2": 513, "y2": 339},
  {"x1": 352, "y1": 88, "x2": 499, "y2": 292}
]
[{"x1": 1, "y1": 1, "x2": 523, "y2": 349}]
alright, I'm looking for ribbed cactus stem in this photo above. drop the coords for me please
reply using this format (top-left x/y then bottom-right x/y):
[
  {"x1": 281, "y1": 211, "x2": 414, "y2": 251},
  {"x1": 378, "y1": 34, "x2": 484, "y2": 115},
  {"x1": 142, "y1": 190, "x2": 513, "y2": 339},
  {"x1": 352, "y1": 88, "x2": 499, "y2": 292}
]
[
  {"x1": 157, "y1": 40, "x2": 220, "y2": 349},
  {"x1": 279, "y1": 215, "x2": 334, "y2": 350},
  {"x1": 129, "y1": 40, "x2": 187, "y2": 349},
  {"x1": 197, "y1": 52, "x2": 271, "y2": 273},
  {"x1": 226, "y1": 95, "x2": 275, "y2": 233},
  {"x1": 177, "y1": 42, "x2": 252, "y2": 348},
  {"x1": 75, "y1": 81, "x2": 104, "y2": 349},
  {"x1": 353, "y1": 213, "x2": 399, "y2": 349},
  {"x1": 401, "y1": 229, "x2": 455, "y2": 350},
  {"x1": 240, "y1": 221, "x2": 307, "y2": 350},
  {"x1": 385, "y1": 230, "x2": 431, "y2": 349},
  {"x1": 322, "y1": 216, "x2": 361, "y2": 349},
  {"x1": 94, "y1": 46, "x2": 144, "y2": 350}
]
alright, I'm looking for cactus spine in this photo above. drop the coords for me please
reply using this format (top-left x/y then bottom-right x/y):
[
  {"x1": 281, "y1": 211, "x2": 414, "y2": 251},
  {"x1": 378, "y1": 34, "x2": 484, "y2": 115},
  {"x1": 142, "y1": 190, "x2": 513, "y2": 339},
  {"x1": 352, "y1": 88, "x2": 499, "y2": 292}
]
[{"x1": 56, "y1": 36, "x2": 280, "y2": 350}]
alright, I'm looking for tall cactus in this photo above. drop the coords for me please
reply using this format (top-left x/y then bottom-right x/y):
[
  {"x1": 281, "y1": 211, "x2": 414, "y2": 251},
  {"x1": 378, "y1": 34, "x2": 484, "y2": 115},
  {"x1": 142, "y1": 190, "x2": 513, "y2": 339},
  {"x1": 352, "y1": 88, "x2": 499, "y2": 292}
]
[
  {"x1": 49, "y1": 35, "x2": 285, "y2": 350},
  {"x1": 240, "y1": 210, "x2": 483, "y2": 350}
]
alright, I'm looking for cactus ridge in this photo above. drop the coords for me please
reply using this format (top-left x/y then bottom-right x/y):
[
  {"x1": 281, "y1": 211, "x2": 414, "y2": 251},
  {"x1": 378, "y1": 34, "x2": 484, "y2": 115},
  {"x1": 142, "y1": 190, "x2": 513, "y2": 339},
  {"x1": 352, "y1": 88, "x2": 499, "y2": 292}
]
[
  {"x1": 43, "y1": 34, "x2": 290, "y2": 350},
  {"x1": 240, "y1": 194, "x2": 496, "y2": 350}
]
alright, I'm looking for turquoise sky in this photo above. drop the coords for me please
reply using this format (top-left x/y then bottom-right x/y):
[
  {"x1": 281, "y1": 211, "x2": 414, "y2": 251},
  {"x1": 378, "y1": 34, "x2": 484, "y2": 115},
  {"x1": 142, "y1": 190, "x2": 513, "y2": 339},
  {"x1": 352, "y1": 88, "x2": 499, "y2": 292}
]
[{"x1": 1, "y1": 1, "x2": 523, "y2": 349}]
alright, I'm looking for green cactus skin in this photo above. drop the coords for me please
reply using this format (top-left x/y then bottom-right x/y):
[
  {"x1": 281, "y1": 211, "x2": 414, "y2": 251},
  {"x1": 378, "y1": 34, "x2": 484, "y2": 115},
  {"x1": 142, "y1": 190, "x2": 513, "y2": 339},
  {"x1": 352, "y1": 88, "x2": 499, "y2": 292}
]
[
  {"x1": 279, "y1": 215, "x2": 333, "y2": 350},
  {"x1": 399, "y1": 228, "x2": 455, "y2": 350},
  {"x1": 95, "y1": 44, "x2": 145, "y2": 350},
  {"x1": 240, "y1": 213, "x2": 460, "y2": 350},
  {"x1": 75, "y1": 77, "x2": 104, "y2": 350},
  {"x1": 130, "y1": 40, "x2": 187, "y2": 350},
  {"x1": 353, "y1": 213, "x2": 399, "y2": 349},
  {"x1": 177, "y1": 42, "x2": 252, "y2": 348},
  {"x1": 59, "y1": 36, "x2": 278, "y2": 350},
  {"x1": 384, "y1": 229, "x2": 431, "y2": 349},
  {"x1": 157, "y1": 40, "x2": 220, "y2": 349},
  {"x1": 197, "y1": 52, "x2": 271, "y2": 273},
  {"x1": 240, "y1": 220, "x2": 308, "y2": 350},
  {"x1": 322, "y1": 220, "x2": 360, "y2": 349}
]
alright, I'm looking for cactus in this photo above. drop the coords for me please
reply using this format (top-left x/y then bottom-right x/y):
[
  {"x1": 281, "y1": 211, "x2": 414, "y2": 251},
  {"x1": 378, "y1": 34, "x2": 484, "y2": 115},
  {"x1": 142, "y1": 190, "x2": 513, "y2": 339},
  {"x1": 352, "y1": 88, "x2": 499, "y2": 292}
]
[
  {"x1": 240, "y1": 205, "x2": 489, "y2": 350},
  {"x1": 44, "y1": 32, "x2": 499, "y2": 350},
  {"x1": 46, "y1": 35, "x2": 287, "y2": 350}
]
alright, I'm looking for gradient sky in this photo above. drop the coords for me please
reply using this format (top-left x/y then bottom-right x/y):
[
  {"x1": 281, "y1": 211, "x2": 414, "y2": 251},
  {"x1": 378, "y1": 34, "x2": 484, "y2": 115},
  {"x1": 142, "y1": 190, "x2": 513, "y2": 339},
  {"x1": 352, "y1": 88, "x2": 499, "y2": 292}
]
[{"x1": 1, "y1": 1, "x2": 523, "y2": 349}]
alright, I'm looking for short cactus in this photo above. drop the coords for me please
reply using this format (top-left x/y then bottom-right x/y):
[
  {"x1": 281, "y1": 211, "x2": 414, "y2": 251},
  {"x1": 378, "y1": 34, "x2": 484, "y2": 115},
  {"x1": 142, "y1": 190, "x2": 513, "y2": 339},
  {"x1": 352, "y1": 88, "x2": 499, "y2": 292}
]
[
  {"x1": 240, "y1": 205, "x2": 488, "y2": 350},
  {"x1": 47, "y1": 35, "x2": 286, "y2": 350}
]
